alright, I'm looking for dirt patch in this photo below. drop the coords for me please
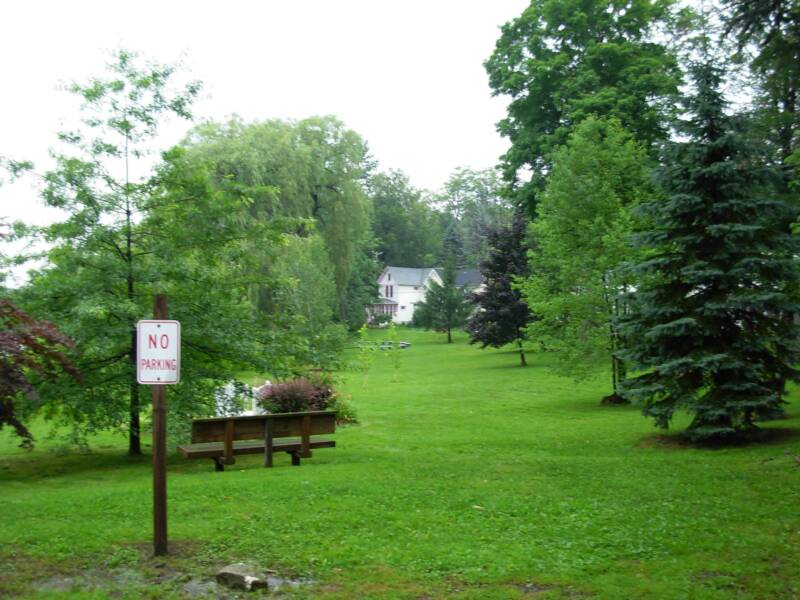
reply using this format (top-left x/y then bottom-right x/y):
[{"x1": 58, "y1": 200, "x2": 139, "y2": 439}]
[
  {"x1": 517, "y1": 581, "x2": 559, "y2": 595},
  {"x1": 1, "y1": 543, "x2": 314, "y2": 599}
]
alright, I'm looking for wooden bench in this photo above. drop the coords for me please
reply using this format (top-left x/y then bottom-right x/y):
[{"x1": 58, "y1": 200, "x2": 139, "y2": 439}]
[{"x1": 177, "y1": 410, "x2": 336, "y2": 471}]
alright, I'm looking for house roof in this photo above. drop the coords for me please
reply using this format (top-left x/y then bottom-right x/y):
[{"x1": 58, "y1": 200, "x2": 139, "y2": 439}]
[
  {"x1": 380, "y1": 265, "x2": 483, "y2": 289},
  {"x1": 382, "y1": 266, "x2": 438, "y2": 286},
  {"x1": 454, "y1": 269, "x2": 483, "y2": 289}
]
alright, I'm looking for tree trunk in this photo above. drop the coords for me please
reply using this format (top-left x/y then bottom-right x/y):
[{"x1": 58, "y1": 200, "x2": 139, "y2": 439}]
[
  {"x1": 447, "y1": 327, "x2": 452, "y2": 344},
  {"x1": 124, "y1": 135, "x2": 140, "y2": 455},
  {"x1": 517, "y1": 336, "x2": 527, "y2": 367},
  {"x1": 129, "y1": 327, "x2": 141, "y2": 455}
]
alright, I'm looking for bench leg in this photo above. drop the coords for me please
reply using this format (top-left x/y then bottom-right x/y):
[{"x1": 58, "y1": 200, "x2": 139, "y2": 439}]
[
  {"x1": 214, "y1": 458, "x2": 225, "y2": 472},
  {"x1": 290, "y1": 451, "x2": 301, "y2": 466}
]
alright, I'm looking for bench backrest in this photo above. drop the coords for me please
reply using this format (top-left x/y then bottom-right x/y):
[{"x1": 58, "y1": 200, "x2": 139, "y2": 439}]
[{"x1": 191, "y1": 410, "x2": 336, "y2": 444}]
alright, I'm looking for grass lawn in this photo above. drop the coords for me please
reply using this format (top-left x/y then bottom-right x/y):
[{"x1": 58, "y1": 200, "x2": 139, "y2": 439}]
[{"x1": 1, "y1": 328, "x2": 799, "y2": 599}]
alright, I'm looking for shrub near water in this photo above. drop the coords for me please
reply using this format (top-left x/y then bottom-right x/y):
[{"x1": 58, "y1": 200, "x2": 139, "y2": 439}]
[
  {"x1": 256, "y1": 374, "x2": 357, "y2": 423},
  {"x1": 258, "y1": 379, "x2": 316, "y2": 413}
]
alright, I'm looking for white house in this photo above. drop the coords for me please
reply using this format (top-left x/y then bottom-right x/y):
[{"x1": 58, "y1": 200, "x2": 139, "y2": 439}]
[
  {"x1": 371, "y1": 266, "x2": 441, "y2": 324},
  {"x1": 369, "y1": 266, "x2": 484, "y2": 324}
]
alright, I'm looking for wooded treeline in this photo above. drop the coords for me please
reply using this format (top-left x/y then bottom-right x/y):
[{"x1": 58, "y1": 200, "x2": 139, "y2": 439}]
[{"x1": 3, "y1": 0, "x2": 800, "y2": 447}]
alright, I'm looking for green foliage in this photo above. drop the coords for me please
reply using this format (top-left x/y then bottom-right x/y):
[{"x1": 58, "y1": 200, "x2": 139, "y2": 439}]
[
  {"x1": 466, "y1": 213, "x2": 533, "y2": 366},
  {"x1": 433, "y1": 167, "x2": 513, "y2": 267},
  {"x1": 387, "y1": 321, "x2": 402, "y2": 382},
  {"x1": 521, "y1": 117, "x2": 652, "y2": 395},
  {"x1": 368, "y1": 170, "x2": 442, "y2": 267},
  {"x1": 14, "y1": 50, "x2": 204, "y2": 454},
  {"x1": 356, "y1": 323, "x2": 377, "y2": 389},
  {"x1": 260, "y1": 234, "x2": 348, "y2": 369},
  {"x1": 620, "y1": 61, "x2": 800, "y2": 440},
  {"x1": 339, "y1": 233, "x2": 382, "y2": 331},
  {"x1": 414, "y1": 262, "x2": 471, "y2": 343},
  {"x1": 723, "y1": 0, "x2": 800, "y2": 162},
  {"x1": 485, "y1": 0, "x2": 681, "y2": 213},
  {"x1": 181, "y1": 116, "x2": 378, "y2": 323},
  {"x1": 11, "y1": 51, "x2": 314, "y2": 452}
]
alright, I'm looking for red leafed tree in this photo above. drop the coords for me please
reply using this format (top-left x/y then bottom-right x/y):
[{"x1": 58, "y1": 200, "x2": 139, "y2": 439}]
[{"x1": 0, "y1": 299, "x2": 80, "y2": 447}]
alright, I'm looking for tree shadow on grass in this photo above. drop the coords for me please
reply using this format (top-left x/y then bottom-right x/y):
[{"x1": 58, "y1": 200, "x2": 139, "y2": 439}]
[
  {"x1": 0, "y1": 445, "x2": 191, "y2": 483},
  {"x1": 637, "y1": 427, "x2": 800, "y2": 450},
  {"x1": 482, "y1": 361, "x2": 547, "y2": 371}
]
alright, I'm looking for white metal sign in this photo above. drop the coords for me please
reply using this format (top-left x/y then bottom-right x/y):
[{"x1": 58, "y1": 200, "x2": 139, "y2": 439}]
[{"x1": 137, "y1": 320, "x2": 181, "y2": 384}]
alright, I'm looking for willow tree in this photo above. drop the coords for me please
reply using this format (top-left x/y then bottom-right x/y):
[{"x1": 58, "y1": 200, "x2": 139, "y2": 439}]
[{"x1": 181, "y1": 116, "x2": 377, "y2": 327}]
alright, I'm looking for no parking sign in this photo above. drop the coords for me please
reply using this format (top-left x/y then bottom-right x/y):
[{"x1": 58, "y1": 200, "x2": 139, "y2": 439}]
[{"x1": 136, "y1": 320, "x2": 181, "y2": 384}]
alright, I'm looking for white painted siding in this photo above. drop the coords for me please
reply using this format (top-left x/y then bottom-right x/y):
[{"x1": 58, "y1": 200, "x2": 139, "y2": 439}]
[{"x1": 374, "y1": 267, "x2": 447, "y2": 324}]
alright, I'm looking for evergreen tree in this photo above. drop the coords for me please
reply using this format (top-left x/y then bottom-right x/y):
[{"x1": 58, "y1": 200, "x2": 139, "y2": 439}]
[
  {"x1": 414, "y1": 262, "x2": 471, "y2": 344},
  {"x1": 619, "y1": 60, "x2": 800, "y2": 441},
  {"x1": 465, "y1": 214, "x2": 532, "y2": 366}
]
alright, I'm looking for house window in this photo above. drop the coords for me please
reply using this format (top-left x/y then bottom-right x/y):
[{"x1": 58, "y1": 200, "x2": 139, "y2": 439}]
[
  {"x1": 385, "y1": 285, "x2": 393, "y2": 298},
  {"x1": 387, "y1": 273, "x2": 391, "y2": 281}
]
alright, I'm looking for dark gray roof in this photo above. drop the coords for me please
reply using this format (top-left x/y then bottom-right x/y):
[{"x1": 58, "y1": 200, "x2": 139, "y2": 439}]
[
  {"x1": 454, "y1": 269, "x2": 483, "y2": 289},
  {"x1": 381, "y1": 265, "x2": 482, "y2": 289},
  {"x1": 383, "y1": 266, "x2": 438, "y2": 286}
]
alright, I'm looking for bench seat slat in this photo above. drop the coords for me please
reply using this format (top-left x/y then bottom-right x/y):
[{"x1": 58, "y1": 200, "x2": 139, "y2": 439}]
[{"x1": 178, "y1": 438, "x2": 335, "y2": 459}]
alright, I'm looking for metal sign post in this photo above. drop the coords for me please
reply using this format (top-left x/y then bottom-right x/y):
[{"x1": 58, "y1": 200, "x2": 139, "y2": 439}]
[{"x1": 137, "y1": 294, "x2": 180, "y2": 556}]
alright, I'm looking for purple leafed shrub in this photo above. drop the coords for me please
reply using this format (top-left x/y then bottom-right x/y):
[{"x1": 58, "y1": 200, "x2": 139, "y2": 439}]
[
  {"x1": 257, "y1": 376, "x2": 336, "y2": 414},
  {"x1": 0, "y1": 299, "x2": 80, "y2": 447},
  {"x1": 256, "y1": 373, "x2": 357, "y2": 423}
]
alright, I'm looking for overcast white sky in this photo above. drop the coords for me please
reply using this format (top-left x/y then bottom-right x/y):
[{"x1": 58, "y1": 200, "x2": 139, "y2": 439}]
[{"x1": 0, "y1": 0, "x2": 529, "y2": 231}]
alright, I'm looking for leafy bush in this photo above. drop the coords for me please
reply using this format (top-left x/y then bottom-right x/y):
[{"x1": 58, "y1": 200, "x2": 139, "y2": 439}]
[
  {"x1": 329, "y1": 395, "x2": 359, "y2": 425},
  {"x1": 370, "y1": 314, "x2": 392, "y2": 327},
  {"x1": 257, "y1": 378, "x2": 316, "y2": 413},
  {"x1": 255, "y1": 373, "x2": 356, "y2": 424}
]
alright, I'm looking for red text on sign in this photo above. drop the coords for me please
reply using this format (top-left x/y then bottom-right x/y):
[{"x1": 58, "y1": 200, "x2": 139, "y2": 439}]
[
  {"x1": 148, "y1": 334, "x2": 170, "y2": 349},
  {"x1": 140, "y1": 359, "x2": 178, "y2": 371}
]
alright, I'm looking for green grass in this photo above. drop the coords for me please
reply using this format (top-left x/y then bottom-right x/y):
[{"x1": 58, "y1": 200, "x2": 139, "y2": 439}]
[{"x1": 2, "y1": 328, "x2": 799, "y2": 599}]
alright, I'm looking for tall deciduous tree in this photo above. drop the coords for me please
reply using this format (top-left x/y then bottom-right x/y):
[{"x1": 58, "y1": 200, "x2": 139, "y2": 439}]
[
  {"x1": 19, "y1": 140, "x2": 291, "y2": 452},
  {"x1": 368, "y1": 170, "x2": 442, "y2": 267},
  {"x1": 723, "y1": 0, "x2": 800, "y2": 164},
  {"x1": 31, "y1": 50, "x2": 201, "y2": 454},
  {"x1": 619, "y1": 61, "x2": 800, "y2": 441},
  {"x1": 434, "y1": 167, "x2": 513, "y2": 267},
  {"x1": 520, "y1": 117, "x2": 652, "y2": 400},
  {"x1": 485, "y1": 0, "x2": 681, "y2": 213},
  {"x1": 414, "y1": 262, "x2": 471, "y2": 344},
  {"x1": 465, "y1": 214, "x2": 532, "y2": 366}
]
